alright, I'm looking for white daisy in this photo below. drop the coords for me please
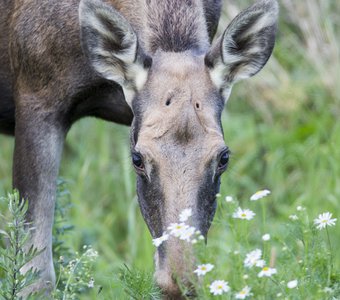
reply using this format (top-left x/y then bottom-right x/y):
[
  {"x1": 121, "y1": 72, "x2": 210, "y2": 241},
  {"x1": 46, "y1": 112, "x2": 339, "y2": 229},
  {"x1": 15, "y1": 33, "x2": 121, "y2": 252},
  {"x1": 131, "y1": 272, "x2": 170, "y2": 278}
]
[
  {"x1": 244, "y1": 249, "x2": 263, "y2": 268},
  {"x1": 193, "y1": 263, "x2": 214, "y2": 276},
  {"x1": 178, "y1": 226, "x2": 196, "y2": 242},
  {"x1": 167, "y1": 223, "x2": 188, "y2": 237},
  {"x1": 209, "y1": 280, "x2": 230, "y2": 296},
  {"x1": 235, "y1": 286, "x2": 252, "y2": 299},
  {"x1": 255, "y1": 259, "x2": 266, "y2": 268},
  {"x1": 250, "y1": 189, "x2": 271, "y2": 201},
  {"x1": 225, "y1": 196, "x2": 233, "y2": 202},
  {"x1": 314, "y1": 212, "x2": 337, "y2": 230},
  {"x1": 287, "y1": 279, "x2": 298, "y2": 289},
  {"x1": 289, "y1": 214, "x2": 298, "y2": 220},
  {"x1": 152, "y1": 233, "x2": 169, "y2": 247},
  {"x1": 262, "y1": 234, "x2": 270, "y2": 241},
  {"x1": 258, "y1": 266, "x2": 277, "y2": 277},
  {"x1": 233, "y1": 207, "x2": 256, "y2": 220},
  {"x1": 179, "y1": 208, "x2": 192, "y2": 222}
]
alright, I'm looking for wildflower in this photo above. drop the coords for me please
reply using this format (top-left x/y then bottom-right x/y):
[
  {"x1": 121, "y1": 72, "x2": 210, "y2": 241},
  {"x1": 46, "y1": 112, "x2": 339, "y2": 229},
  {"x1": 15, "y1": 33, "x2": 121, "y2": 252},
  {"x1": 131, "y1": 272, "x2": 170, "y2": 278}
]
[
  {"x1": 287, "y1": 279, "x2": 298, "y2": 289},
  {"x1": 85, "y1": 248, "x2": 98, "y2": 260},
  {"x1": 168, "y1": 223, "x2": 188, "y2": 237},
  {"x1": 225, "y1": 196, "x2": 233, "y2": 202},
  {"x1": 216, "y1": 193, "x2": 222, "y2": 198},
  {"x1": 194, "y1": 263, "x2": 214, "y2": 276},
  {"x1": 244, "y1": 249, "x2": 263, "y2": 268},
  {"x1": 235, "y1": 286, "x2": 252, "y2": 299},
  {"x1": 243, "y1": 274, "x2": 249, "y2": 280},
  {"x1": 262, "y1": 234, "x2": 270, "y2": 241},
  {"x1": 250, "y1": 189, "x2": 270, "y2": 201},
  {"x1": 88, "y1": 278, "x2": 95, "y2": 288},
  {"x1": 152, "y1": 233, "x2": 169, "y2": 247},
  {"x1": 233, "y1": 207, "x2": 255, "y2": 220},
  {"x1": 314, "y1": 212, "x2": 337, "y2": 230},
  {"x1": 289, "y1": 214, "x2": 298, "y2": 220},
  {"x1": 179, "y1": 208, "x2": 192, "y2": 222},
  {"x1": 209, "y1": 280, "x2": 230, "y2": 296},
  {"x1": 258, "y1": 266, "x2": 277, "y2": 277},
  {"x1": 179, "y1": 226, "x2": 196, "y2": 242},
  {"x1": 296, "y1": 206, "x2": 305, "y2": 211}
]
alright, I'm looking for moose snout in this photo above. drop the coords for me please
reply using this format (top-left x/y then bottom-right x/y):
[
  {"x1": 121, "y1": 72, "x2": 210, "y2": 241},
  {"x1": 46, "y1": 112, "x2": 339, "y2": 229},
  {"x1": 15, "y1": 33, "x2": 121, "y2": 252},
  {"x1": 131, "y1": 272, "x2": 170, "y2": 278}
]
[{"x1": 154, "y1": 238, "x2": 196, "y2": 299}]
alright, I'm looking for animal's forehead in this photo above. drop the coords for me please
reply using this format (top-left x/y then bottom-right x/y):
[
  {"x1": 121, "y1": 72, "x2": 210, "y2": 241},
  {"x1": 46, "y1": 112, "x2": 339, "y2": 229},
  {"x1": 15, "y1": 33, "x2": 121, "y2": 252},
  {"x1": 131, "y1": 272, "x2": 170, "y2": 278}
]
[{"x1": 134, "y1": 52, "x2": 224, "y2": 151}]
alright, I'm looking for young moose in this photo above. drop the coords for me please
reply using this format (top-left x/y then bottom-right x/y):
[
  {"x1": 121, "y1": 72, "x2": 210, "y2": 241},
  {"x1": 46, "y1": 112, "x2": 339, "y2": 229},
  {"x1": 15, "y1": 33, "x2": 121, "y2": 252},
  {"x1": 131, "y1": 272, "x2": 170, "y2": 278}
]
[{"x1": 0, "y1": 0, "x2": 278, "y2": 297}]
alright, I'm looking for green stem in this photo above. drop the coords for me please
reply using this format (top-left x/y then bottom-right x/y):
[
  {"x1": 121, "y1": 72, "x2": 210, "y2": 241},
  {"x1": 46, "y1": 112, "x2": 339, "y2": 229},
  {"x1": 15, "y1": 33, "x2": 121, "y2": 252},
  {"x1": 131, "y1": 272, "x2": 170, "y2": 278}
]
[
  {"x1": 63, "y1": 255, "x2": 84, "y2": 300},
  {"x1": 326, "y1": 227, "x2": 333, "y2": 286}
]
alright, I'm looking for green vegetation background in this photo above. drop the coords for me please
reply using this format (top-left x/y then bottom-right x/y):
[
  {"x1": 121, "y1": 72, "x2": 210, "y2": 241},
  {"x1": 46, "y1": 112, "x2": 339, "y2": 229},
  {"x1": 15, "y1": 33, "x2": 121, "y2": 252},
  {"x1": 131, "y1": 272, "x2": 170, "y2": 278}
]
[{"x1": 0, "y1": 0, "x2": 339, "y2": 298}]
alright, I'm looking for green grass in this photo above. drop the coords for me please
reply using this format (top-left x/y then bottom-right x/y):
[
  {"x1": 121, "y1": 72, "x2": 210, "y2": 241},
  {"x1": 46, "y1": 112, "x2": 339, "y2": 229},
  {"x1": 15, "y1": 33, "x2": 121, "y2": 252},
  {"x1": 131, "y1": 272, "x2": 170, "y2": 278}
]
[{"x1": 0, "y1": 0, "x2": 339, "y2": 298}]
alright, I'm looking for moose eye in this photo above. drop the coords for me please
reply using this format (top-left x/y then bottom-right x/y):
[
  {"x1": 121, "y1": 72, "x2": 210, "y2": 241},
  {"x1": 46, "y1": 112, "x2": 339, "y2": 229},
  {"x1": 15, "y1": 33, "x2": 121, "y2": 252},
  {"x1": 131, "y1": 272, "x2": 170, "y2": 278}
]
[
  {"x1": 132, "y1": 153, "x2": 144, "y2": 170},
  {"x1": 218, "y1": 149, "x2": 230, "y2": 171}
]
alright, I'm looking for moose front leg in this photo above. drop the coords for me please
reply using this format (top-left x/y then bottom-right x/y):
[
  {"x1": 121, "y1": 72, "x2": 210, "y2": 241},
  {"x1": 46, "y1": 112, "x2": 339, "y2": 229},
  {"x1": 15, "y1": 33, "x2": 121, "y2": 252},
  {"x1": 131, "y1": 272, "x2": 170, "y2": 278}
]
[{"x1": 13, "y1": 102, "x2": 66, "y2": 296}]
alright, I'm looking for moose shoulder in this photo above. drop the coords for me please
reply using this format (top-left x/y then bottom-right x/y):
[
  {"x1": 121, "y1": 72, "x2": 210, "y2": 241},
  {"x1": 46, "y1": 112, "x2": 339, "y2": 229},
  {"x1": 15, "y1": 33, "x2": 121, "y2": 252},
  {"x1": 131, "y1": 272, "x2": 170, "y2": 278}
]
[{"x1": 0, "y1": 0, "x2": 278, "y2": 298}]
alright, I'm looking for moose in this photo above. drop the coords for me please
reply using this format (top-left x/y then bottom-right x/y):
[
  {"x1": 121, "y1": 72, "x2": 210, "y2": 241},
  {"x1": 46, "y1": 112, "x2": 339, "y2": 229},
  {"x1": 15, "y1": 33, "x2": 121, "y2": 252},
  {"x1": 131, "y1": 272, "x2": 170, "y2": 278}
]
[{"x1": 0, "y1": 0, "x2": 278, "y2": 297}]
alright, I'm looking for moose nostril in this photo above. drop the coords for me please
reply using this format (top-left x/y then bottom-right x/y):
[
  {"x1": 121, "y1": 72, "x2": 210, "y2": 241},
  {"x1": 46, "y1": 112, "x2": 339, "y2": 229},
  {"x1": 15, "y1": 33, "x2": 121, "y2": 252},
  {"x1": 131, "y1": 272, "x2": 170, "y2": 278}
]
[
  {"x1": 195, "y1": 102, "x2": 201, "y2": 109},
  {"x1": 166, "y1": 98, "x2": 171, "y2": 106}
]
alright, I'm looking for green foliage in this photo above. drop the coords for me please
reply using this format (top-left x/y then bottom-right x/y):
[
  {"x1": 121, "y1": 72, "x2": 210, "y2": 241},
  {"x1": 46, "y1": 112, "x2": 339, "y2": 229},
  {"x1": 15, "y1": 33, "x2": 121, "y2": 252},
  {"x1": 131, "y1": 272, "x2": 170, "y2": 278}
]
[
  {"x1": 0, "y1": 191, "x2": 41, "y2": 300},
  {"x1": 117, "y1": 265, "x2": 162, "y2": 300}
]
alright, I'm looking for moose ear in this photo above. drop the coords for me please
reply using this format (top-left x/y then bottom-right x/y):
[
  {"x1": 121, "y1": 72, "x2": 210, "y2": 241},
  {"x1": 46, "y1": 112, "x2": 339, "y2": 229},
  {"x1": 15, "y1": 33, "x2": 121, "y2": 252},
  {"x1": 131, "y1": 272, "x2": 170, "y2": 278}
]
[
  {"x1": 205, "y1": 0, "x2": 278, "y2": 99},
  {"x1": 79, "y1": 0, "x2": 151, "y2": 106}
]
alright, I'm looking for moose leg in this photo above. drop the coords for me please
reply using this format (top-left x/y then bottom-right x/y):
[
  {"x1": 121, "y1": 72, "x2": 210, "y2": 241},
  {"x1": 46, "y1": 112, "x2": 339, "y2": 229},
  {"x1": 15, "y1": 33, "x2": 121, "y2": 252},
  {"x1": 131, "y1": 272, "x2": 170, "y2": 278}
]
[{"x1": 13, "y1": 102, "x2": 65, "y2": 296}]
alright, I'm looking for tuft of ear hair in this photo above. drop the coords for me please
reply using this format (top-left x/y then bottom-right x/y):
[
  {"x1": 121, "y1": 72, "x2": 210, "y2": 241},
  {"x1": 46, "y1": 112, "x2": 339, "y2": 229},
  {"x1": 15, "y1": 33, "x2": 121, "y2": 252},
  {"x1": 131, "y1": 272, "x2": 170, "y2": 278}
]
[
  {"x1": 205, "y1": 0, "x2": 279, "y2": 100},
  {"x1": 79, "y1": 0, "x2": 151, "y2": 106}
]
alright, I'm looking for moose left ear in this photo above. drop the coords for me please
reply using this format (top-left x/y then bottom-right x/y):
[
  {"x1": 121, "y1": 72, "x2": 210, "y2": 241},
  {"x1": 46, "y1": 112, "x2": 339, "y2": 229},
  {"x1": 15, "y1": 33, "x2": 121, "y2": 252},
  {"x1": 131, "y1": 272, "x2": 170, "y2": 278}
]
[
  {"x1": 79, "y1": 0, "x2": 151, "y2": 106},
  {"x1": 205, "y1": 0, "x2": 278, "y2": 99}
]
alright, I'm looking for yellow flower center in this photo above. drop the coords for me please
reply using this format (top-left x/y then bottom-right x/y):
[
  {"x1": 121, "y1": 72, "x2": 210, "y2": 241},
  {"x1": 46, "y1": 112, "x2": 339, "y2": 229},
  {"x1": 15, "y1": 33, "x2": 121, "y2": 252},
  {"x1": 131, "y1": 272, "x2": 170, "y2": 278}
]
[
  {"x1": 201, "y1": 267, "x2": 206, "y2": 271},
  {"x1": 240, "y1": 291, "x2": 246, "y2": 295},
  {"x1": 217, "y1": 285, "x2": 223, "y2": 289},
  {"x1": 241, "y1": 213, "x2": 247, "y2": 217},
  {"x1": 263, "y1": 267, "x2": 269, "y2": 271}
]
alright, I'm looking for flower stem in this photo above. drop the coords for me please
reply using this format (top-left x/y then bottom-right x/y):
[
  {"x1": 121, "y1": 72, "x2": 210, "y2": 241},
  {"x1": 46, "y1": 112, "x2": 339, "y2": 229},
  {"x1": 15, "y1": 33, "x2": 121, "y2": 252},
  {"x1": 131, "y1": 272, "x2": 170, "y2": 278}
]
[{"x1": 326, "y1": 227, "x2": 333, "y2": 286}]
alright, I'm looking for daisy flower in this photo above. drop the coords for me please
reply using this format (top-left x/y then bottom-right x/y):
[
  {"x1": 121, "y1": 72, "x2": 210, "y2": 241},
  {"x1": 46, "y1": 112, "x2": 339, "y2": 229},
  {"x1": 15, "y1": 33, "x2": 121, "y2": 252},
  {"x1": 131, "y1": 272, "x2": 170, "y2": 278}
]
[
  {"x1": 258, "y1": 266, "x2": 277, "y2": 277},
  {"x1": 179, "y1": 208, "x2": 192, "y2": 222},
  {"x1": 235, "y1": 286, "x2": 252, "y2": 299},
  {"x1": 168, "y1": 223, "x2": 188, "y2": 237},
  {"x1": 314, "y1": 212, "x2": 337, "y2": 230},
  {"x1": 209, "y1": 280, "x2": 230, "y2": 296},
  {"x1": 178, "y1": 226, "x2": 196, "y2": 242},
  {"x1": 289, "y1": 214, "x2": 298, "y2": 220},
  {"x1": 287, "y1": 279, "x2": 298, "y2": 289},
  {"x1": 232, "y1": 207, "x2": 255, "y2": 220},
  {"x1": 193, "y1": 263, "x2": 214, "y2": 276},
  {"x1": 250, "y1": 189, "x2": 271, "y2": 201},
  {"x1": 244, "y1": 249, "x2": 263, "y2": 268},
  {"x1": 152, "y1": 233, "x2": 169, "y2": 247},
  {"x1": 225, "y1": 196, "x2": 233, "y2": 202},
  {"x1": 262, "y1": 234, "x2": 270, "y2": 241}
]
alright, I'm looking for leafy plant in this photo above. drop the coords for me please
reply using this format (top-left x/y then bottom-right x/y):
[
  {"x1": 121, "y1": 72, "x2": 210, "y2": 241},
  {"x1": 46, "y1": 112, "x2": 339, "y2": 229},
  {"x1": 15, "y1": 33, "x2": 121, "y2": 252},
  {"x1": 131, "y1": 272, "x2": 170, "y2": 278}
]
[{"x1": 0, "y1": 191, "x2": 41, "y2": 300}]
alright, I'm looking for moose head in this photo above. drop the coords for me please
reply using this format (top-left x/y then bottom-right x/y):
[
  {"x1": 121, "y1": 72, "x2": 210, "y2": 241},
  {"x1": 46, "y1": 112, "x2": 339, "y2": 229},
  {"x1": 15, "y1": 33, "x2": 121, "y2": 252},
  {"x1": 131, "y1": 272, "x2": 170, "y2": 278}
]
[{"x1": 80, "y1": 0, "x2": 278, "y2": 296}]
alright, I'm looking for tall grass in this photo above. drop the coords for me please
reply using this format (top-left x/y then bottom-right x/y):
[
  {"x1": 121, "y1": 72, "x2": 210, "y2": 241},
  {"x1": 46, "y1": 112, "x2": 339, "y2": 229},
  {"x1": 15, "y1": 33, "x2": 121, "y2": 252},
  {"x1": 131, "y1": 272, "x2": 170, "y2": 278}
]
[{"x1": 0, "y1": 0, "x2": 339, "y2": 298}]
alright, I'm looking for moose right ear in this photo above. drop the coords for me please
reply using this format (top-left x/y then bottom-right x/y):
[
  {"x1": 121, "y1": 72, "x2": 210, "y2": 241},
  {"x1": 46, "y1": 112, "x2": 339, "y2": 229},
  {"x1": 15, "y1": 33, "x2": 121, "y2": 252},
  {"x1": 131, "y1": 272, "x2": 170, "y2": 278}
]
[
  {"x1": 79, "y1": 0, "x2": 151, "y2": 106},
  {"x1": 205, "y1": 0, "x2": 278, "y2": 101}
]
